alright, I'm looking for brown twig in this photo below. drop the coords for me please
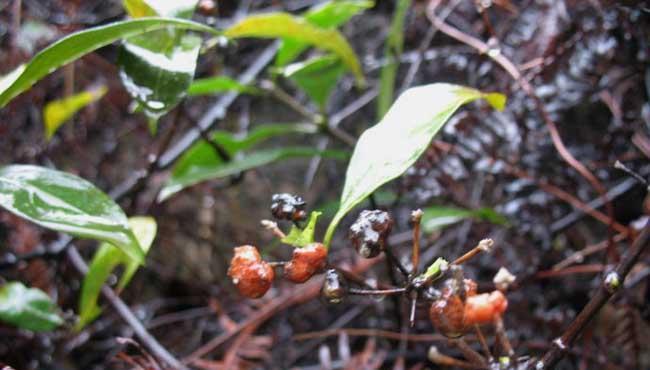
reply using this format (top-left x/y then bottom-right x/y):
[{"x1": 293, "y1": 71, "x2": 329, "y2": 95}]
[
  {"x1": 535, "y1": 220, "x2": 650, "y2": 369},
  {"x1": 452, "y1": 239, "x2": 494, "y2": 265}
]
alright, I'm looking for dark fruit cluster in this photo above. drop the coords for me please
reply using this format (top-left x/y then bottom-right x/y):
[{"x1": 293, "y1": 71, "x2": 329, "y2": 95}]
[
  {"x1": 227, "y1": 245, "x2": 274, "y2": 298},
  {"x1": 284, "y1": 243, "x2": 328, "y2": 283},
  {"x1": 270, "y1": 193, "x2": 307, "y2": 222},
  {"x1": 429, "y1": 276, "x2": 507, "y2": 337},
  {"x1": 348, "y1": 210, "x2": 393, "y2": 258}
]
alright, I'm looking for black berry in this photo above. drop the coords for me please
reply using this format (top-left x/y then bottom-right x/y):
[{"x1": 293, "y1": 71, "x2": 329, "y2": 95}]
[
  {"x1": 321, "y1": 269, "x2": 347, "y2": 304},
  {"x1": 348, "y1": 210, "x2": 393, "y2": 258},
  {"x1": 270, "y1": 193, "x2": 307, "y2": 222}
]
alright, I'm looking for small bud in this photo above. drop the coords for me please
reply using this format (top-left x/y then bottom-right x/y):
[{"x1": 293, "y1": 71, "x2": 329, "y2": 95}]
[
  {"x1": 604, "y1": 271, "x2": 620, "y2": 293},
  {"x1": 478, "y1": 238, "x2": 494, "y2": 253},
  {"x1": 228, "y1": 245, "x2": 274, "y2": 298},
  {"x1": 321, "y1": 269, "x2": 347, "y2": 304},
  {"x1": 284, "y1": 243, "x2": 328, "y2": 283},
  {"x1": 270, "y1": 193, "x2": 307, "y2": 222},
  {"x1": 410, "y1": 209, "x2": 424, "y2": 224},
  {"x1": 493, "y1": 267, "x2": 516, "y2": 291},
  {"x1": 349, "y1": 210, "x2": 393, "y2": 258}
]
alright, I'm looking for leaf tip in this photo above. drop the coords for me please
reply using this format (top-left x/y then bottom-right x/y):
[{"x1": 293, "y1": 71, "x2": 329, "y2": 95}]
[{"x1": 484, "y1": 92, "x2": 507, "y2": 111}]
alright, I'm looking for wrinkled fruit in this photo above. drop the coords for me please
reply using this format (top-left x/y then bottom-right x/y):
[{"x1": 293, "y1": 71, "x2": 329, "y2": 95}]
[
  {"x1": 430, "y1": 277, "x2": 508, "y2": 337},
  {"x1": 321, "y1": 269, "x2": 347, "y2": 304},
  {"x1": 270, "y1": 193, "x2": 307, "y2": 222},
  {"x1": 464, "y1": 290, "x2": 508, "y2": 325},
  {"x1": 284, "y1": 242, "x2": 327, "y2": 283},
  {"x1": 228, "y1": 245, "x2": 274, "y2": 298},
  {"x1": 348, "y1": 210, "x2": 393, "y2": 258}
]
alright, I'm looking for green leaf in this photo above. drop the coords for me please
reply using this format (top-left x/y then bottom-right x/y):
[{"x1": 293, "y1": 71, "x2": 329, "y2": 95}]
[
  {"x1": 124, "y1": 0, "x2": 198, "y2": 18},
  {"x1": 0, "y1": 165, "x2": 145, "y2": 264},
  {"x1": 377, "y1": 0, "x2": 411, "y2": 118},
  {"x1": 422, "y1": 257, "x2": 448, "y2": 280},
  {"x1": 224, "y1": 12, "x2": 365, "y2": 86},
  {"x1": 77, "y1": 217, "x2": 157, "y2": 329},
  {"x1": 167, "y1": 123, "x2": 318, "y2": 195},
  {"x1": 276, "y1": 1, "x2": 374, "y2": 66},
  {"x1": 123, "y1": 0, "x2": 157, "y2": 17},
  {"x1": 119, "y1": 31, "x2": 201, "y2": 126},
  {"x1": 159, "y1": 147, "x2": 348, "y2": 202},
  {"x1": 282, "y1": 55, "x2": 345, "y2": 110},
  {"x1": 188, "y1": 76, "x2": 260, "y2": 96},
  {"x1": 0, "y1": 18, "x2": 217, "y2": 109},
  {"x1": 421, "y1": 206, "x2": 508, "y2": 233},
  {"x1": 0, "y1": 282, "x2": 63, "y2": 332},
  {"x1": 43, "y1": 86, "x2": 107, "y2": 140},
  {"x1": 323, "y1": 83, "x2": 506, "y2": 245},
  {"x1": 282, "y1": 211, "x2": 321, "y2": 247},
  {"x1": 119, "y1": 2, "x2": 201, "y2": 127}
]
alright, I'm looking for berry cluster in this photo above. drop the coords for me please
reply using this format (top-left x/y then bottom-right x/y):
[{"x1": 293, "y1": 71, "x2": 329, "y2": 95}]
[
  {"x1": 228, "y1": 194, "x2": 326, "y2": 298},
  {"x1": 228, "y1": 196, "x2": 511, "y2": 341}
]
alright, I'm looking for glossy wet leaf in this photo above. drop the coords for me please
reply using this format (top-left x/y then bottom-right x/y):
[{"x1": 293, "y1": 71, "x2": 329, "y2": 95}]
[
  {"x1": 159, "y1": 147, "x2": 348, "y2": 202},
  {"x1": 165, "y1": 123, "x2": 318, "y2": 199},
  {"x1": 282, "y1": 211, "x2": 321, "y2": 247},
  {"x1": 0, "y1": 282, "x2": 63, "y2": 332},
  {"x1": 119, "y1": 1, "x2": 201, "y2": 129},
  {"x1": 0, "y1": 165, "x2": 145, "y2": 264},
  {"x1": 43, "y1": 86, "x2": 107, "y2": 140},
  {"x1": 77, "y1": 217, "x2": 157, "y2": 329},
  {"x1": 224, "y1": 12, "x2": 365, "y2": 86},
  {"x1": 119, "y1": 32, "x2": 201, "y2": 128},
  {"x1": 0, "y1": 18, "x2": 216, "y2": 109},
  {"x1": 421, "y1": 206, "x2": 508, "y2": 233},
  {"x1": 188, "y1": 76, "x2": 259, "y2": 96},
  {"x1": 276, "y1": 0, "x2": 373, "y2": 66},
  {"x1": 324, "y1": 83, "x2": 506, "y2": 245},
  {"x1": 282, "y1": 55, "x2": 345, "y2": 110}
]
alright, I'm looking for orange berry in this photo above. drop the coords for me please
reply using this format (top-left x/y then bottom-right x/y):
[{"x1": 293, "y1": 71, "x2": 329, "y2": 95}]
[
  {"x1": 284, "y1": 242, "x2": 327, "y2": 283},
  {"x1": 464, "y1": 290, "x2": 508, "y2": 325},
  {"x1": 429, "y1": 293, "x2": 466, "y2": 338},
  {"x1": 228, "y1": 245, "x2": 274, "y2": 298}
]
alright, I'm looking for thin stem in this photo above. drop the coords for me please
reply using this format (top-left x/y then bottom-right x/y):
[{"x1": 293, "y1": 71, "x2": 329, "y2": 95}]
[
  {"x1": 452, "y1": 239, "x2": 494, "y2": 265},
  {"x1": 411, "y1": 209, "x2": 423, "y2": 274},
  {"x1": 494, "y1": 316, "x2": 514, "y2": 357},
  {"x1": 384, "y1": 247, "x2": 410, "y2": 278},
  {"x1": 348, "y1": 287, "x2": 406, "y2": 296},
  {"x1": 536, "y1": 220, "x2": 650, "y2": 369},
  {"x1": 260, "y1": 79, "x2": 322, "y2": 124},
  {"x1": 67, "y1": 247, "x2": 187, "y2": 370},
  {"x1": 615, "y1": 160, "x2": 650, "y2": 190},
  {"x1": 452, "y1": 338, "x2": 487, "y2": 366},
  {"x1": 474, "y1": 325, "x2": 494, "y2": 362}
]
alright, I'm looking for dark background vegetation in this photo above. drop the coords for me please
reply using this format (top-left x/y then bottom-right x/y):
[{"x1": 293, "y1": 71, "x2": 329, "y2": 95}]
[{"x1": 1, "y1": 0, "x2": 649, "y2": 369}]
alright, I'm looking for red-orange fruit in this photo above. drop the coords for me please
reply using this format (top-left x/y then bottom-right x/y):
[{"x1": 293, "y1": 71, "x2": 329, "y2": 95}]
[
  {"x1": 429, "y1": 294, "x2": 466, "y2": 338},
  {"x1": 464, "y1": 290, "x2": 508, "y2": 325},
  {"x1": 228, "y1": 245, "x2": 274, "y2": 298},
  {"x1": 284, "y1": 242, "x2": 328, "y2": 283}
]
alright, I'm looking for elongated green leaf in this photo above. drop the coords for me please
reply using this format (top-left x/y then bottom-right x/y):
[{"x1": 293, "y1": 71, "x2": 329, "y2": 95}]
[
  {"x1": 377, "y1": 0, "x2": 411, "y2": 118},
  {"x1": 282, "y1": 211, "x2": 321, "y2": 247},
  {"x1": 0, "y1": 18, "x2": 217, "y2": 109},
  {"x1": 0, "y1": 165, "x2": 145, "y2": 264},
  {"x1": 168, "y1": 123, "x2": 318, "y2": 193},
  {"x1": 282, "y1": 55, "x2": 345, "y2": 110},
  {"x1": 159, "y1": 147, "x2": 348, "y2": 202},
  {"x1": 77, "y1": 217, "x2": 157, "y2": 329},
  {"x1": 421, "y1": 206, "x2": 508, "y2": 233},
  {"x1": 0, "y1": 282, "x2": 63, "y2": 332},
  {"x1": 188, "y1": 76, "x2": 259, "y2": 96},
  {"x1": 324, "y1": 83, "x2": 506, "y2": 245},
  {"x1": 123, "y1": 0, "x2": 157, "y2": 17},
  {"x1": 276, "y1": 1, "x2": 374, "y2": 66},
  {"x1": 44, "y1": 86, "x2": 107, "y2": 140},
  {"x1": 224, "y1": 12, "x2": 365, "y2": 86}
]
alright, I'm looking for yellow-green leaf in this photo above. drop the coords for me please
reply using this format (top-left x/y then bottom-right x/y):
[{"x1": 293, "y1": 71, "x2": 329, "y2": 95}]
[
  {"x1": 324, "y1": 84, "x2": 506, "y2": 246},
  {"x1": 77, "y1": 217, "x2": 157, "y2": 329},
  {"x1": 281, "y1": 211, "x2": 321, "y2": 247},
  {"x1": 43, "y1": 86, "x2": 107, "y2": 140},
  {"x1": 224, "y1": 12, "x2": 365, "y2": 86}
]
